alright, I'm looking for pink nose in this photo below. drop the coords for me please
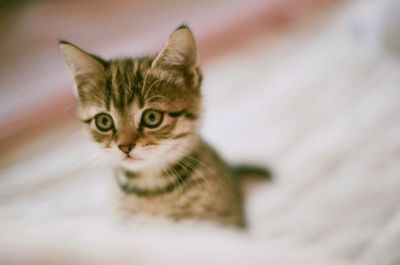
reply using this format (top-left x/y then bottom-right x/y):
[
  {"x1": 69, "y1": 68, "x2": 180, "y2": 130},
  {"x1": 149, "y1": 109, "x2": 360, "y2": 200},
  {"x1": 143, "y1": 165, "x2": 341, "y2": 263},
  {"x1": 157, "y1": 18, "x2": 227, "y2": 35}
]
[{"x1": 118, "y1": 144, "x2": 135, "y2": 154}]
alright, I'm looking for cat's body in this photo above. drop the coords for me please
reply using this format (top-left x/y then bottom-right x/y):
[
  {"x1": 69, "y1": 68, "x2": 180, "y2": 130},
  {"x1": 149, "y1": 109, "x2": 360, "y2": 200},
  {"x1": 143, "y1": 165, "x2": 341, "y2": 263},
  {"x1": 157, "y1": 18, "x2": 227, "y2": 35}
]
[{"x1": 60, "y1": 25, "x2": 267, "y2": 228}]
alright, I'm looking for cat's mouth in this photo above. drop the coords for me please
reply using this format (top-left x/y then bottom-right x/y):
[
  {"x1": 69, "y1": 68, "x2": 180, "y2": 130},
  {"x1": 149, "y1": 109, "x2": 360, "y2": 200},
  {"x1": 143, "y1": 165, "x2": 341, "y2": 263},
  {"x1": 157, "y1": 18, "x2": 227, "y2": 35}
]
[{"x1": 123, "y1": 155, "x2": 143, "y2": 161}]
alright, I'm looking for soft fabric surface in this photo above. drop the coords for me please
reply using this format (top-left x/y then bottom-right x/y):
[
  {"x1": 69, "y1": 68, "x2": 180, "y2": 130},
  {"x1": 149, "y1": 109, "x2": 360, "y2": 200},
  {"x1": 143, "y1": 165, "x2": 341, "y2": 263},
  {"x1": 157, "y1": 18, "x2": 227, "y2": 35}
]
[{"x1": 1, "y1": 0, "x2": 399, "y2": 264}]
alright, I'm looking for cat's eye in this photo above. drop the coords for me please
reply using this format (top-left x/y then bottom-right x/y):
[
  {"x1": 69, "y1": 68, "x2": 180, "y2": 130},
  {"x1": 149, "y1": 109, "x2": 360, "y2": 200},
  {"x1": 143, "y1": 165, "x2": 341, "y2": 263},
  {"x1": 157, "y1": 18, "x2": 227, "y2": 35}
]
[
  {"x1": 94, "y1": 113, "x2": 114, "y2": 132},
  {"x1": 141, "y1": 109, "x2": 163, "y2": 128}
]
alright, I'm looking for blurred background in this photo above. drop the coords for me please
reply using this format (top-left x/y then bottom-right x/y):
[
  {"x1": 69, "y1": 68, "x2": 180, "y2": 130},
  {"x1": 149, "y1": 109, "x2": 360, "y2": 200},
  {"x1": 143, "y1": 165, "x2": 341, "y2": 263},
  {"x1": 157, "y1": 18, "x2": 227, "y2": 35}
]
[{"x1": 1, "y1": 0, "x2": 400, "y2": 264}]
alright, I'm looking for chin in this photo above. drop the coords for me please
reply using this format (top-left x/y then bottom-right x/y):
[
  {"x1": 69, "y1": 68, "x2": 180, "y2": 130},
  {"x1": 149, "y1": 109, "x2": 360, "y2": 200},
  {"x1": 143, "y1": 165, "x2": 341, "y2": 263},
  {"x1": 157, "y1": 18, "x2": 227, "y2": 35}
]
[
  {"x1": 118, "y1": 156, "x2": 165, "y2": 172},
  {"x1": 119, "y1": 158, "x2": 148, "y2": 172}
]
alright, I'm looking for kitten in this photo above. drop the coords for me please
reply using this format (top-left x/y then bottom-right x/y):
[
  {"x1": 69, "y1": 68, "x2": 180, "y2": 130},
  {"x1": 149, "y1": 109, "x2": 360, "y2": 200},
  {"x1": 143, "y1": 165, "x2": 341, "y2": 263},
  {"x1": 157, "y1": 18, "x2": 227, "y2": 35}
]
[{"x1": 59, "y1": 25, "x2": 269, "y2": 227}]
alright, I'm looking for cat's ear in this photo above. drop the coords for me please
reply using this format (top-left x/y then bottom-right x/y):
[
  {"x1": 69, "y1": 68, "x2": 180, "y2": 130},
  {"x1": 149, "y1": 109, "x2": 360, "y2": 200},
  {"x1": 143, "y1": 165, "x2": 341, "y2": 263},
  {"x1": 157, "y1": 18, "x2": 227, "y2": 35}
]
[
  {"x1": 59, "y1": 40, "x2": 105, "y2": 82},
  {"x1": 152, "y1": 25, "x2": 198, "y2": 71}
]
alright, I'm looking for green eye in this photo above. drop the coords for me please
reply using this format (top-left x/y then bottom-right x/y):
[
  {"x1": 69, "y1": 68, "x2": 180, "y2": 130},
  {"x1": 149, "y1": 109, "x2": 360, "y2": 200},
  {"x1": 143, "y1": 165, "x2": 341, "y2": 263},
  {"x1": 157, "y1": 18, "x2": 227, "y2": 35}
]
[
  {"x1": 142, "y1": 109, "x2": 163, "y2": 128},
  {"x1": 95, "y1": 113, "x2": 114, "y2": 132}
]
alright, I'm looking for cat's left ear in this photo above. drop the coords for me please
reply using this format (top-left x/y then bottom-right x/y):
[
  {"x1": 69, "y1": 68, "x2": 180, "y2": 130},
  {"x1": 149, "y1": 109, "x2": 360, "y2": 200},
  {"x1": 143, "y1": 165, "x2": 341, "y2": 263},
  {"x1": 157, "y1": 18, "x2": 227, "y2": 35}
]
[
  {"x1": 59, "y1": 40, "x2": 105, "y2": 83},
  {"x1": 152, "y1": 25, "x2": 199, "y2": 73}
]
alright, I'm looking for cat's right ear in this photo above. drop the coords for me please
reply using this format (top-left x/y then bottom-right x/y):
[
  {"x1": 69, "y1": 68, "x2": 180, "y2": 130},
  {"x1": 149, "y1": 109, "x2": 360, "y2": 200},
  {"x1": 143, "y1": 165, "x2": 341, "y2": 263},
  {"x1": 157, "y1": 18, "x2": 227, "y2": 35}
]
[{"x1": 59, "y1": 40, "x2": 105, "y2": 85}]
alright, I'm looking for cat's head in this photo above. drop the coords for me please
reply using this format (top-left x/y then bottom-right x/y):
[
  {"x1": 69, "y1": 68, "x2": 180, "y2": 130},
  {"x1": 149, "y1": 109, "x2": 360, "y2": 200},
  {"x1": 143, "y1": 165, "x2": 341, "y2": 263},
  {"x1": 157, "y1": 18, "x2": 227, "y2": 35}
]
[{"x1": 60, "y1": 25, "x2": 202, "y2": 172}]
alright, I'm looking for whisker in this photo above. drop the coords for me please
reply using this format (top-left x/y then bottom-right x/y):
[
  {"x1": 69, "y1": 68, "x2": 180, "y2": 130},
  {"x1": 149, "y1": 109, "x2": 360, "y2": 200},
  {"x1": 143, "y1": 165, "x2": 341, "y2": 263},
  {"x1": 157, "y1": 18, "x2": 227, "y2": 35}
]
[
  {"x1": 141, "y1": 68, "x2": 151, "y2": 97},
  {"x1": 164, "y1": 144, "x2": 228, "y2": 190},
  {"x1": 146, "y1": 95, "x2": 169, "y2": 102},
  {"x1": 161, "y1": 164, "x2": 178, "y2": 196},
  {"x1": 169, "y1": 162, "x2": 188, "y2": 197},
  {"x1": 176, "y1": 159, "x2": 208, "y2": 206},
  {"x1": 177, "y1": 159, "x2": 207, "y2": 188},
  {"x1": 77, "y1": 153, "x2": 106, "y2": 176},
  {"x1": 64, "y1": 102, "x2": 77, "y2": 112},
  {"x1": 184, "y1": 153, "x2": 229, "y2": 188},
  {"x1": 144, "y1": 79, "x2": 162, "y2": 100},
  {"x1": 164, "y1": 163, "x2": 184, "y2": 197}
]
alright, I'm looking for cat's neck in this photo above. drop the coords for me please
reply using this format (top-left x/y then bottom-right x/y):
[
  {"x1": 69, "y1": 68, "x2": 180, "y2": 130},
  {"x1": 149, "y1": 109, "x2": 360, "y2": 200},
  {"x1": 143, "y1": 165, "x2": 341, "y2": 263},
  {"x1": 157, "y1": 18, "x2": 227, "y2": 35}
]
[{"x1": 114, "y1": 140, "x2": 201, "y2": 197}]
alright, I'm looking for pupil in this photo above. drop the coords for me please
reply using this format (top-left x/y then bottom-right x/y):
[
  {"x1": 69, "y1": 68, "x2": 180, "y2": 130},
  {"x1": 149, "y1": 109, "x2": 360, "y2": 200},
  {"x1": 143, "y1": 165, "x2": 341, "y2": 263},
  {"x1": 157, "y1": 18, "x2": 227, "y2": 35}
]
[
  {"x1": 149, "y1": 114, "x2": 155, "y2": 122},
  {"x1": 102, "y1": 118, "x2": 108, "y2": 125}
]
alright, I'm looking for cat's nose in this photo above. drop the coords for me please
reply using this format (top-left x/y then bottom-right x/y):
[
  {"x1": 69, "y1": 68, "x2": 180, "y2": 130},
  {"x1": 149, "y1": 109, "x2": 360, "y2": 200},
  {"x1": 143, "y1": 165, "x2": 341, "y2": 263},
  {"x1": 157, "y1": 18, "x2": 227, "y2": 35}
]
[{"x1": 118, "y1": 144, "x2": 135, "y2": 155}]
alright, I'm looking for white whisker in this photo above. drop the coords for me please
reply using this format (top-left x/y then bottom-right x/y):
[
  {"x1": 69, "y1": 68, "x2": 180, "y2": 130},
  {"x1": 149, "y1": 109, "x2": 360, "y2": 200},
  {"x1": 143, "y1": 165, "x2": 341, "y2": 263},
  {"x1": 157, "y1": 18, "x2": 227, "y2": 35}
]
[{"x1": 144, "y1": 79, "x2": 162, "y2": 100}]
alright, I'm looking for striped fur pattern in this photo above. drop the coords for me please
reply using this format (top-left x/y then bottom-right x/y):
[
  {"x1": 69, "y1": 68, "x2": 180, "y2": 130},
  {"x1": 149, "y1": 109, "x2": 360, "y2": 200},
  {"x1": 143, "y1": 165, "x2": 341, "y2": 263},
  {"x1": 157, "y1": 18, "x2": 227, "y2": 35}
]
[{"x1": 59, "y1": 25, "x2": 245, "y2": 227}]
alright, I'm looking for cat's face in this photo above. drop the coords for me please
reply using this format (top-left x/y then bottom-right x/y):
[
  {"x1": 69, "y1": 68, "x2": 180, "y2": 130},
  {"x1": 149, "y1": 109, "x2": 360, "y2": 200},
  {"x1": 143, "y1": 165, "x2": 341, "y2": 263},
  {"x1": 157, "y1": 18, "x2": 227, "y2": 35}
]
[{"x1": 60, "y1": 26, "x2": 202, "y2": 171}]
